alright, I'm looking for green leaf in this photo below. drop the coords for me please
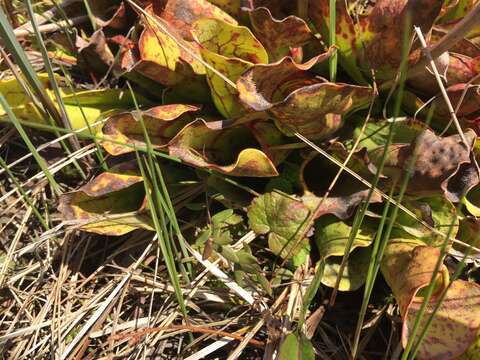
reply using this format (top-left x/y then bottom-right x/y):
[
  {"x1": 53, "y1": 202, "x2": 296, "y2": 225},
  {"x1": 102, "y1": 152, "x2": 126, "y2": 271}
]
[
  {"x1": 137, "y1": 17, "x2": 205, "y2": 82},
  {"x1": 221, "y1": 245, "x2": 271, "y2": 294},
  {"x1": 248, "y1": 192, "x2": 311, "y2": 264},
  {"x1": 278, "y1": 333, "x2": 315, "y2": 360},
  {"x1": 349, "y1": 118, "x2": 430, "y2": 152},
  {"x1": 315, "y1": 216, "x2": 375, "y2": 291},
  {"x1": 392, "y1": 196, "x2": 458, "y2": 245},
  {"x1": 191, "y1": 18, "x2": 268, "y2": 117}
]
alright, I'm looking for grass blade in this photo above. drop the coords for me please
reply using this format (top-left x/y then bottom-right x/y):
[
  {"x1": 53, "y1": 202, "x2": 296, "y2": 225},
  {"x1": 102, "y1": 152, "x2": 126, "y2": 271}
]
[
  {"x1": 328, "y1": 0, "x2": 337, "y2": 82},
  {"x1": 0, "y1": 94, "x2": 61, "y2": 195}
]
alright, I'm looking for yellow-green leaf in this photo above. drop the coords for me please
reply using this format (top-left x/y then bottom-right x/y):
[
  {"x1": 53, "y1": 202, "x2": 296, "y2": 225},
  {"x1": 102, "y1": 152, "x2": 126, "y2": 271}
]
[
  {"x1": 168, "y1": 119, "x2": 278, "y2": 176},
  {"x1": 59, "y1": 162, "x2": 152, "y2": 236},
  {"x1": 100, "y1": 104, "x2": 199, "y2": 155},
  {"x1": 191, "y1": 18, "x2": 268, "y2": 117}
]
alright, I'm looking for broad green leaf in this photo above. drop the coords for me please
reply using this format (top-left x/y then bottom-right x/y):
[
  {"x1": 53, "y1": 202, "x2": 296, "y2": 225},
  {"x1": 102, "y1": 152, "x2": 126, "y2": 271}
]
[
  {"x1": 392, "y1": 196, "x2": 458, "y2": 245},
  {"x1": 137, "y1": 11, "x2": 205, "y2": 83},
  {"x1": 321, "y1": 247, "x2": 373, "y2": 292},
  {"x1": 168, "y1": 119, "x2": 278, "y2": 176},
  {"x1": 248, "y1": 7, "x2": 313, "y2": 62},
  {"x1": 315, "y1": 216, "x2": 375, "y2": 257},
  {"x1": 237, "y1": 51, "x2": 373, "y2": 139},
  {"x1": 100, "y1": 104, "x2": 199, "y2": 155},
  {"x1": 278, "y1": 333, "x2": 315, "y2": 360},
  {"x1": 349, "y1": 118, "x2": 429, "y2": 152},
  {"x1": 59, "y1": 162, "x2": 153, "y2": 235},
  {"x1": 191, "y1": 18, "x2": 268, "y2": 117},
  {"x1": 315, "y1": 216, "x2": 375, "y2": 291},
  {"x1": 248, "y1": 192, "x2": 310, "y2": 265}
]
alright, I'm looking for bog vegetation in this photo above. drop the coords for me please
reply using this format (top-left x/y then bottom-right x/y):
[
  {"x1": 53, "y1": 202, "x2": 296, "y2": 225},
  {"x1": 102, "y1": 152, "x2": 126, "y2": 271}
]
[{"x1": 0, "y1": 0, "x2": 480, "y2": 359}]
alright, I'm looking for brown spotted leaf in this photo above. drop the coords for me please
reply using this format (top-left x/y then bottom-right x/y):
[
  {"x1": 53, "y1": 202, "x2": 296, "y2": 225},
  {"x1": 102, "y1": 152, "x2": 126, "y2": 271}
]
[
  {"x1": 100, "y1": 104, "x2": 200, "y2": 155},
  {"x1": 381, "y1": 242, "x2": 449, "y2": 316},
  {"x1": 237, "y1": 52, "x2": 373, "y2": 139},
  {"x1": 407, "y1": 281, "x2": 480, "y2": 360},
  {"x1": 369, "y1": 129, "x2": 480, "y2": 202},
  {"x1": 364, "y1": 0, "x2": 443, "y2": 71},
  {"x1": 248, "y1": 7, "x2": 313, "y2": 62},
  {"x1": 168, "y1": 119, "x2": 278, "y2": 176},
  {"x1": 59, "y1": 162, "x2": 152, "y2": 236},
  {"x1": 381, "y1": 242, "x2": 480, "y2": 360},
  {"x1": 191, "y1": 18, "x2": 268, "y2": 117}
]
